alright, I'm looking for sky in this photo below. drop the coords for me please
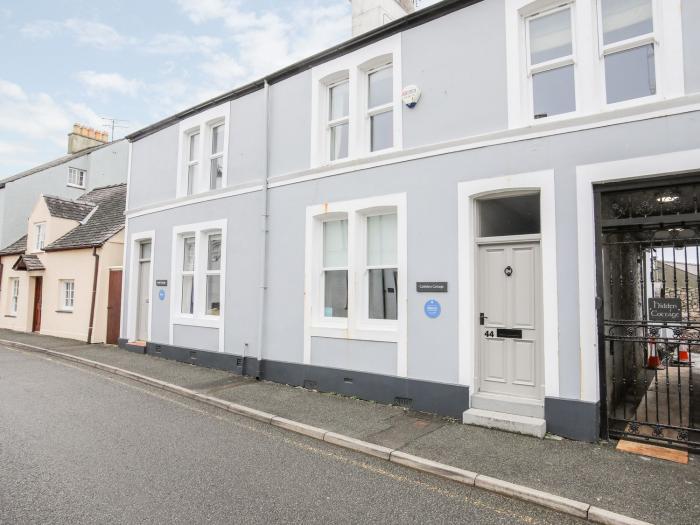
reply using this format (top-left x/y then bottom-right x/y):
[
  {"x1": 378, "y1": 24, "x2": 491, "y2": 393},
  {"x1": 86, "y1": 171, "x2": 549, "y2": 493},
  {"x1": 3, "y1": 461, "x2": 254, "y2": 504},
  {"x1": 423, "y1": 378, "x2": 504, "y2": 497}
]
[{"x1": 0, "y1": 0, "x2": 440, "y2": 179}]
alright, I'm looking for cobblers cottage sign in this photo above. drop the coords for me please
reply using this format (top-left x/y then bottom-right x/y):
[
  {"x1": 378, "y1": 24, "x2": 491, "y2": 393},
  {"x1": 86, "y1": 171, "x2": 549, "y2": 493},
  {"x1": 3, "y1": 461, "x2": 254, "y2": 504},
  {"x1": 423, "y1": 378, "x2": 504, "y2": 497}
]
[{"x1": 647, "y1": 298, "x2": 682, "y2": 322}]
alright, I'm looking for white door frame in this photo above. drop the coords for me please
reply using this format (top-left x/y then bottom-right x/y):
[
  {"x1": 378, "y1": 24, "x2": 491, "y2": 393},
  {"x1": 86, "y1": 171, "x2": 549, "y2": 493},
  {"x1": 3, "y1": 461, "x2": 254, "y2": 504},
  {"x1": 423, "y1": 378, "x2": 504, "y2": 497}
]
[
  {"x1": 458, "y1": 170, "x2": 559, "y2": 398},
  {"x1": 576, "y1": 148, "x2": 700, "y2": 402},
  {"x1": 127, "y1": 230, "x2": 155, "y2": 342}
]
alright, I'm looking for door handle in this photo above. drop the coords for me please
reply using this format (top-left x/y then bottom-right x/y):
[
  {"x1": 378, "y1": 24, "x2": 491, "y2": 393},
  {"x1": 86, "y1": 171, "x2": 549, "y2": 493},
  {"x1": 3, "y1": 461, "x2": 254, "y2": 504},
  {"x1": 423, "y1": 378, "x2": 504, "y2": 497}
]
[{"x1": 480, "y1": 313, "x2": 487, "y2": 325}]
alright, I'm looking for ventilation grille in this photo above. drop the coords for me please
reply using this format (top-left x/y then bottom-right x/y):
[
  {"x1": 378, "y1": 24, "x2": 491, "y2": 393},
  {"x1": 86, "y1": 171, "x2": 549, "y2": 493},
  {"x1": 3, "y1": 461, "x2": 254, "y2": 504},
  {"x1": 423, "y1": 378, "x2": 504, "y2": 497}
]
[
  {"x1": 303, "y1": 379, "x2": 318, "y2": 391},
  {"x1": 393, "y1": 397, "x2": 413, "y2": 408}
]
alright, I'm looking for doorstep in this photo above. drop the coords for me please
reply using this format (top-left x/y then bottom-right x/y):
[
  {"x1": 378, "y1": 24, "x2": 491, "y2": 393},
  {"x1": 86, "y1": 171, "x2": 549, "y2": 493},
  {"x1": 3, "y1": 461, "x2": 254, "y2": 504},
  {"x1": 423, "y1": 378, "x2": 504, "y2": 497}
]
[{"x1": 463, "y1": 408, "x2": 547, "y2": 439}]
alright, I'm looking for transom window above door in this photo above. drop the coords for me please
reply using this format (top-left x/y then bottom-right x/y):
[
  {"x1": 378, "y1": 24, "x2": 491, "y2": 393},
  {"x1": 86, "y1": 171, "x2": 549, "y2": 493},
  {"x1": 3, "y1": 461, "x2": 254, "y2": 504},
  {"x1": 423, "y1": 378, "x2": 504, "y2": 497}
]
[
  {"x1": 177, "y1": 103, "x2": 229, "y2": 197},
  {"x1": 478, "y1": 193, "x2": 541, "y2": 238}
]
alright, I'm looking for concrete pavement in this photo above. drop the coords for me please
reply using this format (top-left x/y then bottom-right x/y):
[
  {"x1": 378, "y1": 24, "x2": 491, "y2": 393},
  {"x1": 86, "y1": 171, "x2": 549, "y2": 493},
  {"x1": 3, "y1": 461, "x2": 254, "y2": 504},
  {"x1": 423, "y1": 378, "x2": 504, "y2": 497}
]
[
  {"x1": 0, "y1": 345, "x2": 582, "y2": 524},
  {"x1": 1, "y1": 329, "x2": 698, "y2": 524}
]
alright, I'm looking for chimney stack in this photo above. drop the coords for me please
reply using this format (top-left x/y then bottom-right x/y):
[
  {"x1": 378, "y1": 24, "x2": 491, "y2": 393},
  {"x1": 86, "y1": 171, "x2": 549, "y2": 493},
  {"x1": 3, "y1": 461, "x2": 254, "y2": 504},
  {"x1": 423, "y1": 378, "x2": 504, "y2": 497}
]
[
  {"x1": 349, "y1": 0, "x2": 415, "y2": 37},
  {"x1": 67, "y1": 123, "x2": 109, "y2": 154}
]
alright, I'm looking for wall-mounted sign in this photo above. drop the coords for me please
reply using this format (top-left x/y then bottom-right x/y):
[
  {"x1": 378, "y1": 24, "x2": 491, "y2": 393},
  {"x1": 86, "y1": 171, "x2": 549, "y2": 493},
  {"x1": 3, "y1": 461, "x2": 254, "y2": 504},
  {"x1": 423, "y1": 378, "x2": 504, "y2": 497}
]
[
  {"x1": 156, "y1": 280, "x2": 168, "y2": 287},
  {"x1": 648, "y1": 297, "x2": 682, "y2": 322},
  {"x1": 401, "y1": 85, "x2": 421, "y2": 108},
  {"x1": 416, "y1": 282, "x2": 448, "y2": 293},
  {"x1": 424, "y1": 299, "x2": 441, "y2": 319},
  {"x1": 158, "y1": 289, "x2": 166, "y2": 301}
]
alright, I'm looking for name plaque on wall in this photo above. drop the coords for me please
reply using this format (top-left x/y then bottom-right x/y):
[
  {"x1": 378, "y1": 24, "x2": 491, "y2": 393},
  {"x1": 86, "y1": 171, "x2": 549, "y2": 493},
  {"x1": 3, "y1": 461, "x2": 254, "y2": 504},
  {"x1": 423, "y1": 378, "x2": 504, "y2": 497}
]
[
  {"x1": 647, "y1": 297, "x2": 682, "y2": 322},
  {"x1": 416, "y1": 282, "x2": 448, "y2": 293},
  {"x1": 156, "y1": 280, "x2": 168, "y2": 287}
]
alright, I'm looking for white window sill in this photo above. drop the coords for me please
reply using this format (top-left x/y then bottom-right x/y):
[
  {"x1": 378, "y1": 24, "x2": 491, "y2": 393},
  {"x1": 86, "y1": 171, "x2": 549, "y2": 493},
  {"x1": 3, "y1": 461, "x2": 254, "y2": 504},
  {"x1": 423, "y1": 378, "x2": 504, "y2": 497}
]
[
  {"x1": 67, "y1": 183, "x2": 86, "y2": 190},
  {"x1": 172, "y1": 315, "x2": 221, "y2": 329},
  {"x1": 310, "y1": 325, "x2": 398, "y2": 343}
]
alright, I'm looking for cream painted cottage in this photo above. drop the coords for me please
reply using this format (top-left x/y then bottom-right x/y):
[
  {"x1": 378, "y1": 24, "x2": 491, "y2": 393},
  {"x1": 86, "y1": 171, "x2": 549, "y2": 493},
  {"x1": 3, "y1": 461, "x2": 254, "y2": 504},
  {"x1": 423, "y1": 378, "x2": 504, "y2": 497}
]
[{"x1": 0, "y1": 184, "x2": 126, "y2": 343}]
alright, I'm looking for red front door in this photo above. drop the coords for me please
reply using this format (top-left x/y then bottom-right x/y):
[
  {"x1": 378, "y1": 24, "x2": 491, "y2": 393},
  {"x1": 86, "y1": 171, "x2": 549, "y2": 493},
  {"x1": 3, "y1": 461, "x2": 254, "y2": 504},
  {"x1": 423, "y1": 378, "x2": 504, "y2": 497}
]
[
  {"x1": 32, "y1": 277, "x2": 42, "y2": 332},
  {"x1": 106, "y1": 270, "x2": 122, "y2": 345}
]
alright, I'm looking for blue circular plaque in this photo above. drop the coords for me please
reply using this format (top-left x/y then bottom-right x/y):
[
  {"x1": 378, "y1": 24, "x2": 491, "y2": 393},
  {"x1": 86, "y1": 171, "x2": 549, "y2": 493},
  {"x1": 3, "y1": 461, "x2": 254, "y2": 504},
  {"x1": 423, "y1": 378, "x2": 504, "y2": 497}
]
[
  {"x1": 424, "y1": 299, "x2": 441, "y2": 319},
  {"x1": 158, "y1": 289, "x2": 166, "y2": 301}
]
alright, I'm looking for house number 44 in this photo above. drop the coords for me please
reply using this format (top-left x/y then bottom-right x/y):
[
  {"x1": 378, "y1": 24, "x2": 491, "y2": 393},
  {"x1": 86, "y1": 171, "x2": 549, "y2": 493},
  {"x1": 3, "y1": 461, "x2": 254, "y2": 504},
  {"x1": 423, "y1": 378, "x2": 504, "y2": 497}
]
[{"x1": 484, "y1": 330, "x2": 495, "y2": 338}]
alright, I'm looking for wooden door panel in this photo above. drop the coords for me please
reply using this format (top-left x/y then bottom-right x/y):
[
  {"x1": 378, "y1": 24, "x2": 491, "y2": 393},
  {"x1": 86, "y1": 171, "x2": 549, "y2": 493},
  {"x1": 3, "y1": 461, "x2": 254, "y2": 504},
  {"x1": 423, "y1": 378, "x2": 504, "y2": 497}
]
[{"x1": 106, "y1": 270, "x2": 122, "y2": 345}]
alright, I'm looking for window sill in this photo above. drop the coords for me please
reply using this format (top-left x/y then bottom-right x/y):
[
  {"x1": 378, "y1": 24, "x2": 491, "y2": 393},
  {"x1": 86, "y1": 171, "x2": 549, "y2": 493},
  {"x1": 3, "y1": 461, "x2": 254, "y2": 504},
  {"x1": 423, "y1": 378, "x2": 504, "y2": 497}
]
[
  {"x1": 172, "y1": 316, "x2": 221, "y2": 329},
  {"x1": 310, "y1": 325, "x2": 398, "y2": 343},
  {"x1": 67, "y1": 183, "x2": 86, "y2": 190}
]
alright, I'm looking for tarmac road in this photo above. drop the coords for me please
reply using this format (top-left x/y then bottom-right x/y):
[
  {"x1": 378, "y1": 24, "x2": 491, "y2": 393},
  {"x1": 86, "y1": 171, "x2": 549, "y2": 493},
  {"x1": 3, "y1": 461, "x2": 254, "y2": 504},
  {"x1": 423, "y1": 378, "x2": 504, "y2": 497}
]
[{"x1": 0, "y1": 345, "x2": 584, "y2": 524}]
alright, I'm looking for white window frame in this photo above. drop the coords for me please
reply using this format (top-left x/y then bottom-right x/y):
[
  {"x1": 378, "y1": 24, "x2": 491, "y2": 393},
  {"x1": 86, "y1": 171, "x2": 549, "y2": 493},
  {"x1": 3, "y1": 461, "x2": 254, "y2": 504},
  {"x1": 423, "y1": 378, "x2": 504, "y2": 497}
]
[
  {"x1": 176, "y1": 103, "x2": 230, "y2": 198},
  {"x1": 34, "y1": 223, "x2": 46, "y2": 252},
  {"x1": 524, "y1": 3, "x2": 578, "y2": 121},
  {"x1": 59, "y1": 279, "x2": 75, "y2": 311},
  {"x1": 179, "y1": 235, "x2": 196, "y2": 315},
  {"x1": 9, "y1": 278, "x2": 19, "y2": 315},
  {"x1": 364, "y1": 61, "x2": 395, "y2": 153},
  {"x1": 207, "y1": 121, "x2": 225, "y2": 190},
  {"x1": 184, "y1": 131, "x2": 200, "y2": 196},
  {"x1": 311, "y1": 34, "x2": 402, "y2": 166},
  {"x1": 326, "y1": 76, "x2": 350, "y2": 163},
  {"x1": 304, "y1": 193, "x2": 407, "y2": 376},
  {"x1": 67, "y1": 167, "x2": 86, "y2": 188},
  {"x1": 505, "y1": 0, "x2": 684, "y2": 128},
  {"x1": 170, "y1": 219, "x2": 227, "y2": 352}
]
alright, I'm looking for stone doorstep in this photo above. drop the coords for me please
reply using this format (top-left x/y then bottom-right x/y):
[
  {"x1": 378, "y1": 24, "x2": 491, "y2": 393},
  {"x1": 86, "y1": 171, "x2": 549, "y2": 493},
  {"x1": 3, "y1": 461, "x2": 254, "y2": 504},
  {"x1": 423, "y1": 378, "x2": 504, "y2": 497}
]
[{"x1": 462, "y1": 408, "x2": 547, "y2": 439}]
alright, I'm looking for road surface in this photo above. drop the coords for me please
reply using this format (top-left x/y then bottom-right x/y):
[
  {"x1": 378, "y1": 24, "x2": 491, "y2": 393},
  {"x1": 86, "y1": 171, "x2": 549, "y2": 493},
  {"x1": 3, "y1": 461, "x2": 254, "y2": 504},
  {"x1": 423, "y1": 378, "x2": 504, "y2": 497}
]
[{"x1": 0, "y1": 345, "x2": 582, "y2": 524}]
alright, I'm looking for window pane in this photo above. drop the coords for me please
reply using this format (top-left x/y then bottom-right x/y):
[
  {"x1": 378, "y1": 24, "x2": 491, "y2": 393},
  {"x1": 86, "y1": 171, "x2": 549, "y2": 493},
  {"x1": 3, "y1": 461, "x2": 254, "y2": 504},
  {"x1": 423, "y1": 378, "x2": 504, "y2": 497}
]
[
  {"x1": 188, "y1": 132, "x2": 200, "y2": 161},
  {"x1": 324, "y1": 270, "x2": 348, "y2": 318},
  {"x1": 183, "y1": 237, "x2": 195, "y2": 271},
  {"x1": 368, "y1": 268, "x2": 398, "y2": 320},
  {"x1": 140, "y1": 241, "x2": 151, "y2": 260},
  {"x1": 323, "y1": 219, "x2": 348, "y2": 268},
  {"x1": 371, "y1": 110, "x2": 393, "y2": 152},
  {"x1": 367, "y1": 213, "x2": 397, "y2": 266},
  {"x1": 368, "y1": 66, "x2": 393, "y2": 108},
  {"x1": 329, "y1": 81, "x2": 349, "y2": 120},
  {"x1": 330, "y1": 123, "x2": 349, "y2": 161},
  {"x1": 211, "y1": 124, "x2": 224, "y2": 155},
  {"x1": 479, "y1": 194, "x2": 541, "y2": 237},
  {"x1": 601, "y1": 0, "x2": 653, "y2": 46},
  {"x1": 187, "y1": 165, "x2": 197, "y2": 195},
  {"x1": 181, "y1": 275, "x2": 194, "y2": 314},
  {"x1": 208, "y1": 234, "x2": 222, "y2": 271},
  {"x1": 529, "y1": 8, "x2": 572, "y2": 64},
  {"x1": 605, "y1": 44, "x2": 656, "y2": 104},
  {"x1": 210, "y1": 157, "x2": 223, "y2": 190},
  {"x1": 533, "y1": 65, "x2": 576, "y2": 118},
  {"x1": 206, "y1": 275, "x2": 220, "y2": 316}
]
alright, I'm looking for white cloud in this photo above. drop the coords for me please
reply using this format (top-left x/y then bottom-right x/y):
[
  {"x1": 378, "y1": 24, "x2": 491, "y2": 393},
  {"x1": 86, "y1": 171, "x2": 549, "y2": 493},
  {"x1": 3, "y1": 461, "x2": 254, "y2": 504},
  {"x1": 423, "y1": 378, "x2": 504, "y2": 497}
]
[
  {"x1": 76, "y1": 71, "x2": 142, "y2": 97},
  {"x1": 146, "y1": 33, "x2": 221, "y2": 55},
  {"x1": 0, "y1": 79, "x2": 102, "y2": 149},
  {"x1": 20, "y1": 18, "x2": 133, "y2": 50},
  {"x1": 0, "y1": 80, "x2": 28, "y2": 101}
]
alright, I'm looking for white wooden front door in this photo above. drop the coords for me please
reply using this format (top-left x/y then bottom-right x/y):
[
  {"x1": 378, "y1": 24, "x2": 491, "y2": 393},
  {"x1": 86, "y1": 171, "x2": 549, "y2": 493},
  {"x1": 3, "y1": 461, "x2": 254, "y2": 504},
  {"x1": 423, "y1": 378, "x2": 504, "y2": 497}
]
[
  {"x1": 135, "y1": 242, "x2": 151, "y2": 342},
  {"x1": 477, "y1": 242, "x2": 542, "y2": 401}
]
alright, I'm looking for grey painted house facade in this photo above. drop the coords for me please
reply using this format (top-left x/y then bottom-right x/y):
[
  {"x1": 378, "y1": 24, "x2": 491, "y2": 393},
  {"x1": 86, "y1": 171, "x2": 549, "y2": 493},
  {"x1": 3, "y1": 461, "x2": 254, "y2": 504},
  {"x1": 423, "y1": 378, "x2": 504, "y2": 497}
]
[{"x1": 121, "y1": 0, "x2": 700, "y2": 443}]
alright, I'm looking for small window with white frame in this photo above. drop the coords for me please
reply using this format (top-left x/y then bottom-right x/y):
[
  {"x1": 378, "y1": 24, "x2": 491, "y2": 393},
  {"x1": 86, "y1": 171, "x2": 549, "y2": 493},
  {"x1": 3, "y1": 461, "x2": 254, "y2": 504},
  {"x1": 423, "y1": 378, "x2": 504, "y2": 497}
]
[
  {"x1": 60, "y1": 279, "x2": 75, "y2": 311},
  {"x1": 328, "y1": 79, "x2": 350, "y2": 162},
  {"x1": 177, "y1": 103, "x2": 229, "y2": 197},
  {"x1": 597, "y1": 0, "x2": 656, "y2": 105},
  {"x1": 185, "y1": 131, "x2": 200, "y2": 196},
  {"x1": 68, "y1": 167, "x2": 86, "y2": 188},
  {"x1": 526, "y1": 4, "x2": 576, "y2": 119},
  {"x1": 9, "y1": 278, "x2": 19, "y2": 315},
  {"x1": 307, "y1": 193, "x2": 405, "y2": 344},
  {"x1": 173, "y1": 221, "x2": 226, "y2": 324},
  {"x1": 366, "y1": 62, "x2": 394, "y2": 151},
  {"x1": 35, "y1": 223, "x2": 46, "y2": 251}
]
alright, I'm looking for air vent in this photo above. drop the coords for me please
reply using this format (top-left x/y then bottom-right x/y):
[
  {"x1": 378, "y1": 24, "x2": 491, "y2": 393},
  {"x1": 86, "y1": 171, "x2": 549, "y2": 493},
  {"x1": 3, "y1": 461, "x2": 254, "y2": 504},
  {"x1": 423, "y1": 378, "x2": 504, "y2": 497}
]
[
  {"x1": 393, "y1": 397, "x2": 413, "y2": 408},
  {"x1": 189, "y1": 351, "x2": 197, "y2": 361},
  {"x1": 236, "y1": 357, "x2": 243, "y2": 367},
  {"x1": 154, "y1": 345, "x2": 162, "y2": 353},
  {"x1": 303, "y1": 379, "x2": 318, "y2": 391},
  {"x1": 343, "y1": 377, "x2": 353, "y2": 384}
]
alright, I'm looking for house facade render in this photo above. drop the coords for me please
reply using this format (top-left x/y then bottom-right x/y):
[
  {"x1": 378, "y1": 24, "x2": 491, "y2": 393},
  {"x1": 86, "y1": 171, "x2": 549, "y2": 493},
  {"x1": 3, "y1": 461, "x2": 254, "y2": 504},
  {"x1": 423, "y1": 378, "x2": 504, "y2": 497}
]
[{"x1": 121, "y1": 0, "x2": 700, "y2": 444}]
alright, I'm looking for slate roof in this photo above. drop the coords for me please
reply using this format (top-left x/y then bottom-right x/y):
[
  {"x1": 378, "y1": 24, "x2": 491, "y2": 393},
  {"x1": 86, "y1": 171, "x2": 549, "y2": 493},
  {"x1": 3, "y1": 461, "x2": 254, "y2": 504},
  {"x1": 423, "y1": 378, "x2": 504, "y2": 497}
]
[
  {"x1": 0, "y1": 235, "x2": 27, "y2": 256},
  {"x1": 12, "y1": 254, "x2": 45, "y2": 272},
  {"x1": 44, "y1": 195, "x2": 96, "y2": 222},
  {"x1": 44, "y1": 183, "x2": 127, "y2": 251}
]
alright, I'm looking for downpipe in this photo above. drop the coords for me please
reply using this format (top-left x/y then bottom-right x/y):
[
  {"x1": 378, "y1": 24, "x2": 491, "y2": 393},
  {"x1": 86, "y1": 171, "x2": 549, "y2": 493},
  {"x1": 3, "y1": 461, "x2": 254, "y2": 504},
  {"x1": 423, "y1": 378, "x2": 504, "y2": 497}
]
[{"x1": 86, "y1": 246, "x2": 100, "y2": 344}]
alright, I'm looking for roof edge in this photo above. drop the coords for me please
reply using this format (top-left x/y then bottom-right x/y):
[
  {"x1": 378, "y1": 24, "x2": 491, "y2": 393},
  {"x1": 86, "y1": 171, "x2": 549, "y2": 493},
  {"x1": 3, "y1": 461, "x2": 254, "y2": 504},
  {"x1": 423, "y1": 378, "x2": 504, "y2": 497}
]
[{"x1": 126, "y1": 0, "x2": 482, "y2": 142}]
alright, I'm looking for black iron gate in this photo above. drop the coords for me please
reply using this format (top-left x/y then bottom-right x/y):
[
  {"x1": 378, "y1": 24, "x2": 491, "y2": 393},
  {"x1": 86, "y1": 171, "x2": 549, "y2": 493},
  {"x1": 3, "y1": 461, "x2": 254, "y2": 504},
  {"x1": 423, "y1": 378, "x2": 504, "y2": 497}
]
[{"x1": 598, "y1": 179, "x2": 699, "y2": 452}]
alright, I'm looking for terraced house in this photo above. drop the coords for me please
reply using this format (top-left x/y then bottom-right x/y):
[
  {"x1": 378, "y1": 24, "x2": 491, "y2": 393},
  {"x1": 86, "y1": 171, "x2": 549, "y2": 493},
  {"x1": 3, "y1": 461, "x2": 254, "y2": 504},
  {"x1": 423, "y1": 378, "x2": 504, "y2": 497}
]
[{"x1": 120, "y1": 0, "x2": 700, "y2": 449}]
